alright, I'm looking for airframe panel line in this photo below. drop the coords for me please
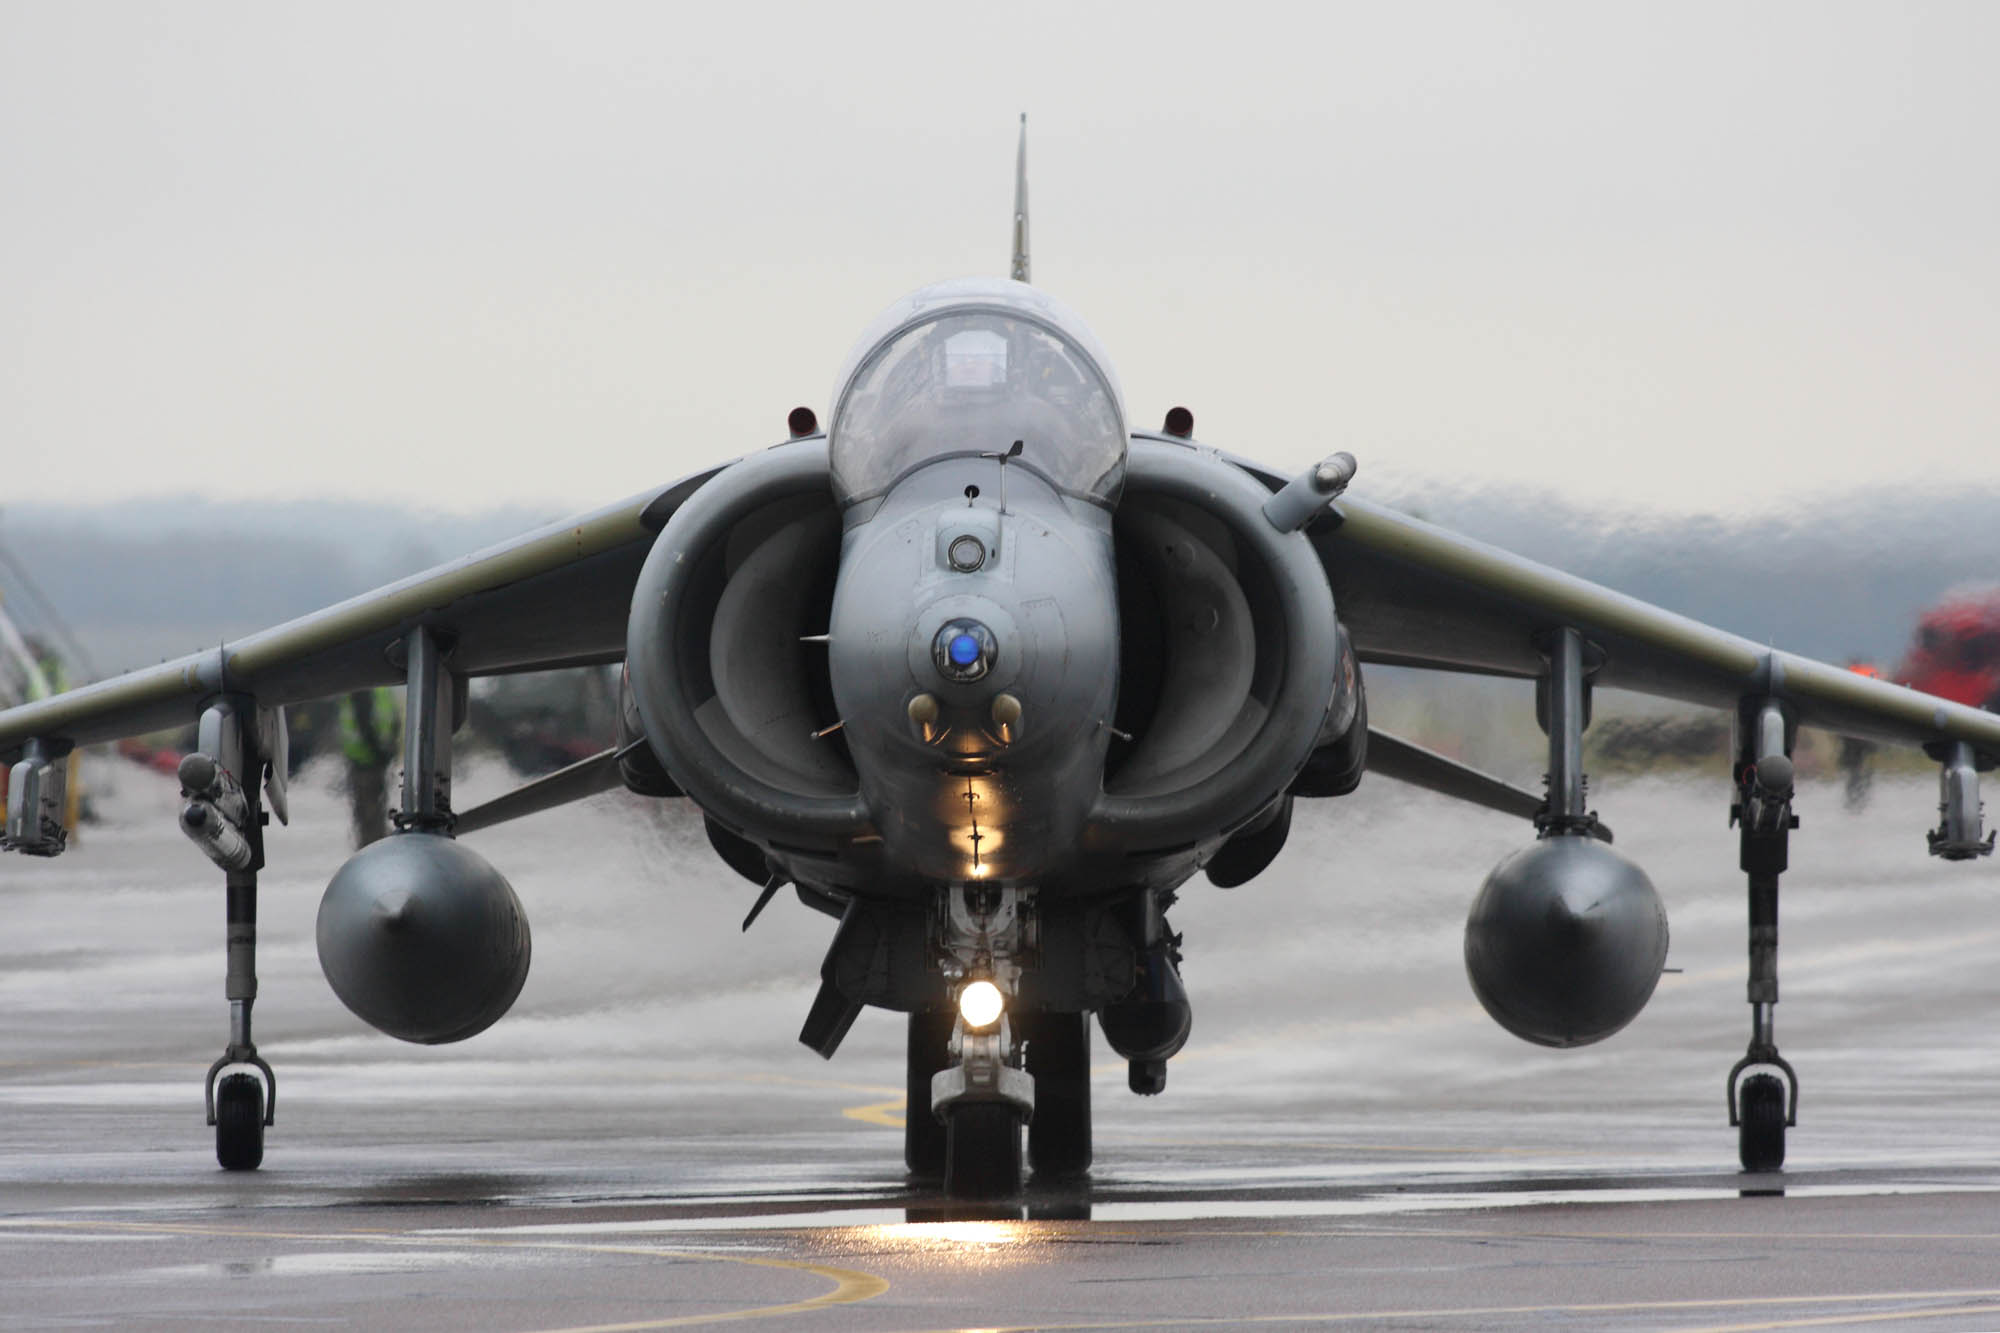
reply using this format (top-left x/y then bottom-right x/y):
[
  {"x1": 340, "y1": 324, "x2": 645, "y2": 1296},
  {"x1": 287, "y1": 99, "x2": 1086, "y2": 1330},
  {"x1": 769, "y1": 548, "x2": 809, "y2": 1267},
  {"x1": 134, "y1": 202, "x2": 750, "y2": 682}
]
[{"x1": 3, "y1": 1218, "x2": 889, "y2": 1330}]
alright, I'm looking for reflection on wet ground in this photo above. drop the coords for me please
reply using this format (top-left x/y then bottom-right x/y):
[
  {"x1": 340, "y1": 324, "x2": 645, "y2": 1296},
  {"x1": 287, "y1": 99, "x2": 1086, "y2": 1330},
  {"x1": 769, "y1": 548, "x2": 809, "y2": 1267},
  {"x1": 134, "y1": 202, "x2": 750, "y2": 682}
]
[{"x1": 7, "y1": 767, "x2": 2000, "y2": 1327}]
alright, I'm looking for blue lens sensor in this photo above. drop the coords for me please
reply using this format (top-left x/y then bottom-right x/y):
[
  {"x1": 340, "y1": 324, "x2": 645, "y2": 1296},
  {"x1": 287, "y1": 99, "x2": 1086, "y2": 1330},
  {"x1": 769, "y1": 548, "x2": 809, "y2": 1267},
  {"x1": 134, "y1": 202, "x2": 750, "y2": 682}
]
[{"x1": 933, "y1": 620, "x2": 995, "y2": 682}]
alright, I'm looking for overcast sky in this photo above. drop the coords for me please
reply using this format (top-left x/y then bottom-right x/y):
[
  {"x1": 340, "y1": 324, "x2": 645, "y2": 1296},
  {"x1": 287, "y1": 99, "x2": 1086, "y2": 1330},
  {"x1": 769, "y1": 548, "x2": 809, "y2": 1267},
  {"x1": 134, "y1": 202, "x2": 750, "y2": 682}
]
[{"x1": 3, "y1": 2, "x2": 1997, "y2": 518}]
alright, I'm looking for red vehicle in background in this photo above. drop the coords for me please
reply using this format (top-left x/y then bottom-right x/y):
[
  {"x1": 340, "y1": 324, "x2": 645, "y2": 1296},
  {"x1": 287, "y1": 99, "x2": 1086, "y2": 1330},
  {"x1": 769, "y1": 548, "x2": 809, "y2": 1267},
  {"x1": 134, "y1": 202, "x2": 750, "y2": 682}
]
[
  {"x1": 1895, "y1": 587, "x2": 2000, "y2": 710},
  {"x1": 1838, "y1": 589, "x2": 2000, "y2": 811}
]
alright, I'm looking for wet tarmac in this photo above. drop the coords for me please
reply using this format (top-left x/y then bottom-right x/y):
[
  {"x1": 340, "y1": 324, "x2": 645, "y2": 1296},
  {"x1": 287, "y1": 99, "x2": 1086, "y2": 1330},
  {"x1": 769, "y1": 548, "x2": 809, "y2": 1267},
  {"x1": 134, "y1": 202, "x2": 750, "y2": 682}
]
[{"x1": 5, "y1": 756, "x2": 2000, "y2": 1329}]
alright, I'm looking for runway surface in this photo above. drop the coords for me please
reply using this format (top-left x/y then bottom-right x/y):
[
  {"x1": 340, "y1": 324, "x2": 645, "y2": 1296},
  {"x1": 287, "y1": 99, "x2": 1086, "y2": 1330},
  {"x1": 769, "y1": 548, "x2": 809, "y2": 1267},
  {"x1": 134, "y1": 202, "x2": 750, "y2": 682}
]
[{"x1": 5, "y1": 756, "x2": 2000, "y2": 1329}]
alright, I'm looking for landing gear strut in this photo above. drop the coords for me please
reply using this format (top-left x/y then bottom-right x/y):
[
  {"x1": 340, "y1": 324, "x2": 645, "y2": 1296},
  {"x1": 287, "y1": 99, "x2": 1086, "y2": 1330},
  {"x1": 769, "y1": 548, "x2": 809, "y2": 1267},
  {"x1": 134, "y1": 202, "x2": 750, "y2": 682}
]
[
  {"x1": 185, "y1": 698, "x2": 278, "y2": 1172},
  {"x1": 1727, "y1": 695, "x2": 1799, "y2": 1172}
]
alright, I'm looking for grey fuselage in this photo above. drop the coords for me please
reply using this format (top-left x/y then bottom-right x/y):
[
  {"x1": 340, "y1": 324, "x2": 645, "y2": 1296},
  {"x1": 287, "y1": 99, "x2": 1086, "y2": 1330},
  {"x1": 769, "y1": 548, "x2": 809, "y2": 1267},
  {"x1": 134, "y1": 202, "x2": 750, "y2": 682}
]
[{"x1": 827, "y1": 461, "x2": 1119, "y2": 887}]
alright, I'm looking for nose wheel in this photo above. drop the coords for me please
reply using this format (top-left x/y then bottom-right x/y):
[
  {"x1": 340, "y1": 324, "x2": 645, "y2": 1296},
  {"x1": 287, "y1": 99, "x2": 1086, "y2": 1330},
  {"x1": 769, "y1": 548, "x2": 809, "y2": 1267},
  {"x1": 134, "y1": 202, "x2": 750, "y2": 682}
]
[
  {"x1": 944, "y1": 1102, "x2": 1024, "y2": 1198},
  {"x1": 923, "y1": 885, "x2": 1038, "y2": 1197}
]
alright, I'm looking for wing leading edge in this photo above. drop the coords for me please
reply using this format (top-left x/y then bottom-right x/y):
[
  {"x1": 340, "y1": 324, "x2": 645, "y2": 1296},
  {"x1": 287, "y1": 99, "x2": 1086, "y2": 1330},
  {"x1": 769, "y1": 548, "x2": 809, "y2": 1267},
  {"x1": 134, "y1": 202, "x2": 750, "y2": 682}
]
[
  {"x1": 1310, "y1": 489, "x2": 2000, "y2": 763},
  {"x1": 0, "y1": 465, "x2": 722, "y2": 762},
  {"x1": 1157, "y1": 430, "x2": 1997, "y2": 764}
]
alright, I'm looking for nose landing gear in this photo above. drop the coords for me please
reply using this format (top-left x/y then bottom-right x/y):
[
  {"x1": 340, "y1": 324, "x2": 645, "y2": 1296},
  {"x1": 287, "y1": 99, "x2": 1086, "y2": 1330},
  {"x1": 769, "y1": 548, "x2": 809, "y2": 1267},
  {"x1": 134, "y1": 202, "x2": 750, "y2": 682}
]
[
  {"x1": 909, "y1": 1005, "x2": 1094, "y2": 1193},
  {"x1": 934, "y1": 1014, "x2": 1033, "y2": 1198},
  {"x1": 911, "y1": 884, "x2": 1180, "y2": 1195},
  {"x1": 922, "y1": 885, "x2": 1036, "y2": 1197}
]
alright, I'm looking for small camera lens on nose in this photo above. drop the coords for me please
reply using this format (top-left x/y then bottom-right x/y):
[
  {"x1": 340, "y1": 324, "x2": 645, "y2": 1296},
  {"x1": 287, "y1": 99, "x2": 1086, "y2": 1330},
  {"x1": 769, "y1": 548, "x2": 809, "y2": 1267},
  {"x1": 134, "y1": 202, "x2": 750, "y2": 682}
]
[{"x1": 947, "y1": 535, "x2": 986, "y2": 571}]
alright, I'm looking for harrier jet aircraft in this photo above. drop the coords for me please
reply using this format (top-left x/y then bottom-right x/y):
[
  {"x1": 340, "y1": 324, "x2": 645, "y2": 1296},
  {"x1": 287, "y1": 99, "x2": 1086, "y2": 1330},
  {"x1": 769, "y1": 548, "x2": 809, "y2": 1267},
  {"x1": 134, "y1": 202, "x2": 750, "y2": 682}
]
[{"x1": 5, "y1": 123, "x2": 1997, "y2": 1196}]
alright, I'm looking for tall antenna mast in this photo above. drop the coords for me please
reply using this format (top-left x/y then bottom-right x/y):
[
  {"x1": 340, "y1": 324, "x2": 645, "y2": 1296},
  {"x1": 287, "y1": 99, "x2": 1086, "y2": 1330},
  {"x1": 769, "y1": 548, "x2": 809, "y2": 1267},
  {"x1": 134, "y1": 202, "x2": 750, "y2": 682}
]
[{"x1": 1010, "y1": 114, "x2": 1030, "y2": 283}]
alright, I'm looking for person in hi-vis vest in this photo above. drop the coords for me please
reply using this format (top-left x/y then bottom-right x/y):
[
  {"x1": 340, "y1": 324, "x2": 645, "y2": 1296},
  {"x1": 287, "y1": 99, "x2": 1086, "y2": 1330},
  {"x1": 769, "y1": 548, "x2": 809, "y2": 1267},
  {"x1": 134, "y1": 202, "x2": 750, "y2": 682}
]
[{"x1": 337, "y1": 686, "x2": 401, "y2": 847}]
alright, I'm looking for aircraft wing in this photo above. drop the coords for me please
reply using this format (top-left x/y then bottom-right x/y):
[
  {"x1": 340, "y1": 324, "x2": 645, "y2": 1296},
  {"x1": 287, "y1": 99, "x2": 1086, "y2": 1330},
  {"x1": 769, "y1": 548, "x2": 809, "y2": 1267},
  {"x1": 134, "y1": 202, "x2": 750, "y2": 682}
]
[
  {"x1": 0, "y1": 465, "x2": 723, "y2": 762},
  {"x1": 1306, "y1": 489, "x2": 2000, "y2": 761}
]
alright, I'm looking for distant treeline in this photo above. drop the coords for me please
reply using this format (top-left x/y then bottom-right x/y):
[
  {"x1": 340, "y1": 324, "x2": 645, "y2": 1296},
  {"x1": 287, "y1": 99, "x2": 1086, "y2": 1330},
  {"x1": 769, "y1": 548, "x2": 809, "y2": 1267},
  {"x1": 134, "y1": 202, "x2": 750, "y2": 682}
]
[{"x1": 0, "y1": 498, "x2": 551, "y2": 677}]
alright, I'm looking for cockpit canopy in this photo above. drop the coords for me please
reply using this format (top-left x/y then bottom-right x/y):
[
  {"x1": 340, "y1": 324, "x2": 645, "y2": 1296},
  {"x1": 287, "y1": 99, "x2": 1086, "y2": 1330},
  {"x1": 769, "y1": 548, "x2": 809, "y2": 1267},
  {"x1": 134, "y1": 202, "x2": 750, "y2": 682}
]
[{"x1": 829, "y1": 279, "x2": 1127, "y2": 507}]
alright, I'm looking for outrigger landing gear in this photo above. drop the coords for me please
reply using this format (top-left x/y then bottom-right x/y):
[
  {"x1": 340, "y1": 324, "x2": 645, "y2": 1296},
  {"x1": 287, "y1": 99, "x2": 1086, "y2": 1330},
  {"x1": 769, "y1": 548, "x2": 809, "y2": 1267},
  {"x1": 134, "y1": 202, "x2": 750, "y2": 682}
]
[
  {"x1": 204, "y1": 854, "x2": 276, "y2": 1173},
  {"x1": 1727, "y1": 695, "x2": 1799, "y2": 1173},
  {"x1": 182, "y1": 698, "x2": 281, "y2": 1172}
]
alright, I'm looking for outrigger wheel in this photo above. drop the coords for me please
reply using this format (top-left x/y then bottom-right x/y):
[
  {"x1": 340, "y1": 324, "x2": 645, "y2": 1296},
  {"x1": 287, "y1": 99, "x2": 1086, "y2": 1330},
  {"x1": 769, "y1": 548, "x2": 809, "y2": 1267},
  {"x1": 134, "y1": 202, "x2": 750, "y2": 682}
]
[
  {"x1": 214, "y1": 1072, "x2": 266, "y2": 1172},
  {"x1": 1737, "y1": 1072, "x2": 1787, "y2": 1172}
]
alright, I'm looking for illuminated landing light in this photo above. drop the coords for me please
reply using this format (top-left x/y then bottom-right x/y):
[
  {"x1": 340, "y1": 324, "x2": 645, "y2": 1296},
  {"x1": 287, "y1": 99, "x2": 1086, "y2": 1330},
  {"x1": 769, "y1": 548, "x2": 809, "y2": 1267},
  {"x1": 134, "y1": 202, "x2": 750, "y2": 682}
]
[{"x1": 959, "y1": 979, "x2": 1004, "y2": 1029}]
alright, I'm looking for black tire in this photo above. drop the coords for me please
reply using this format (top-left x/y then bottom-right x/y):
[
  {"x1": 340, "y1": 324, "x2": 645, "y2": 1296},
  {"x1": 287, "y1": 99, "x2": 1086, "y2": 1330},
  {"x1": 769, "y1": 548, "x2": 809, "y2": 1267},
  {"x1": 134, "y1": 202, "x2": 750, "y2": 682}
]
[
  {"x1": 215, "y1": 1073, "x2": 265, "y2": 1172},
  {"x1": 1020, "y1": 1010, "x2": 1091, "y2": 1178},
  {"x1": 905, "y1": 1009, "x2": 954, "y2": 1178},
  {"x1": 1738, "y1": 1073, "x2": 1786, "y2": 1172},
  {"x1": 945, "y1": 1101, "x2": 1023, "y2": 1199}
]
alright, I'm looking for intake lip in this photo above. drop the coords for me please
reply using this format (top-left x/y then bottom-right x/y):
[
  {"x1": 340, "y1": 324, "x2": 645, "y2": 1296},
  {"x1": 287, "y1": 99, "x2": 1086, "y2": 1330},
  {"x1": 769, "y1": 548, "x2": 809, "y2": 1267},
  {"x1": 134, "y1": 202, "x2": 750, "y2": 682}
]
[
  {"x1": 1087, "y1": 440, "x2": 1340, "y2": 854},
  {"x1": 624, "y1": 439, "x2": 872, "y2": 847}
]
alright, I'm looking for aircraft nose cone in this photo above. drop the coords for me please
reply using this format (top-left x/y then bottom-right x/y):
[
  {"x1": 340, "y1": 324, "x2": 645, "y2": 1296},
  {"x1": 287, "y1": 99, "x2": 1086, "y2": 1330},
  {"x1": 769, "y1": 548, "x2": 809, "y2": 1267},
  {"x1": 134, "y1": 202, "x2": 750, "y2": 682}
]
[{"x1": 932, "y1": 619, "x2": 995, "y2": 683}]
